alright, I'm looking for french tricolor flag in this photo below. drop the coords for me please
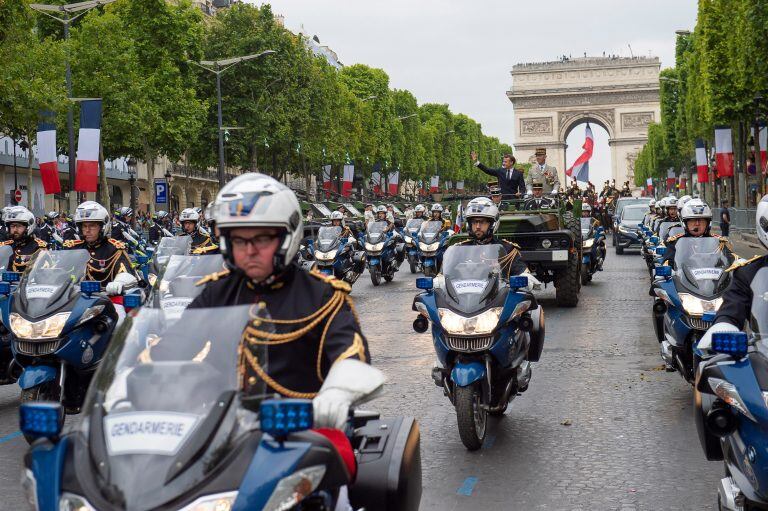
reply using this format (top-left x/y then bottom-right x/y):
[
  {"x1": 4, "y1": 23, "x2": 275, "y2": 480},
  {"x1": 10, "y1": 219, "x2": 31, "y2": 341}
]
[
  {"x1": 37, "y1": 113, "x2": 61, "y2": 194},
  {"x1": 714, "y1": 126, "x2": 734, "y2": 178},
  {"x1": 695, "y1": 139, "x2": 709, "y2": 183},
  {"x1": 565, "y1": 124, "x2": 593, "y2": 183},
  {"x1": 341, "y1": 164, "x2": 354, "y2": 197},
  {"x1": 74, "y1": 100, "x2": 102, "y2": 192},
  {"x1": 387, "y1": 171, "x2": 399, "y2": 196},
  {"x1": 429, "y1": 175, "x2": 439, "y2": 193}
]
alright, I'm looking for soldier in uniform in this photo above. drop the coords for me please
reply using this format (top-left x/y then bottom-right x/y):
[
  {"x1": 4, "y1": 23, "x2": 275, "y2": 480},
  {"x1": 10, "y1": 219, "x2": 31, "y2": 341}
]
[
  {"x1": 661, "y1": 198, "x2": 731, "y2": 267},
  {"x1": 35, "y1": 211, "x2": 57, "y2": 244},
  {"x1": 524, "y1": 181, "x2": 556, "y2": 210},
  {"x1": 178, "y1": 207, "x2": 216, "y2": 252},
  {"x1": 526, "y1": 147, "x2": 560, "y2": 194},
  {"x1": 111, "y1": 207, "x2": 135, "y2": 245},
  {"x1": 1, "y1": 206, "x2": 47, "y2": 273},
  {"x1": 59, "y1": 213, "x2": 79, "y2": 242},
  {"x1": 186, "y1": 173, "x2": 372, "y2": 430}
]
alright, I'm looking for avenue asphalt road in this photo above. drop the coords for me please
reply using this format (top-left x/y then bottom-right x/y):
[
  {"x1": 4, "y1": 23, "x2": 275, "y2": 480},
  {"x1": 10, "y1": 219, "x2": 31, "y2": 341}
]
[{"x1": 0, "y1": 244, "x2": 725, "y2": 510}]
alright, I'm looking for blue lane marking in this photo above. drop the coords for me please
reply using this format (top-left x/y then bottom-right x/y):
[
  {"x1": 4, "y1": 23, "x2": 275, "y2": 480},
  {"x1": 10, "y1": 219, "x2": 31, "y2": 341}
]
[
  {"x1": 0, "y1": 431, "x2": 21, "y2": 445},
  {"x1": 482, "y1": 434, "x2": 496, "y2": 449},
  {"x1": 457, "y1": 476, "x2": 478, "y2": 496}
]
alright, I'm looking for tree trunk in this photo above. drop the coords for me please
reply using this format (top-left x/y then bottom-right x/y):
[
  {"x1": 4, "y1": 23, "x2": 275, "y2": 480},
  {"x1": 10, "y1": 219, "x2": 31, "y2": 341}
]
[
  {"x1": 249, "y1": 142, "x2": 258, "y2": 172},
  {"x1": 143, "y1": 141, "x2": 155, "y2": 214},
  {"x1": 98, "y1": 143, "x2": 110, "y2": 208}
]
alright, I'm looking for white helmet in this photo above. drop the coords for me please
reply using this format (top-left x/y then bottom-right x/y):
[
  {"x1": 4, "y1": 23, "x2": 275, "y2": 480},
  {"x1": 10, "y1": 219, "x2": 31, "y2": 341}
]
[
  {"x1": 677, "y1": 195, "x2": 692, "y2": 210},
  {"x1": 213, "y1": 173, "x2": 303, "y2": 271},
  {"x1": 74, "y1": 201, "x2": 111, "y2": 239},
  {"x1": 330, "y1": 210, "x2": 345, "y2": 227},
  {"x1": 648, "y1": 199, "x2": 656, "y2": 208},
  {"x1": 680, "y1": 198, "x2": 712, "y2": 221},
  {"x1": 375, "y1": 205, "x2": 387, "y2": 215},
  {"x1": 431, "y1": 203, "x2": 443, "y2": 213},
  {"x1": 4, "y1": 206, "x2": 36, "y2": 238},
  {"x1": 414, "y1": 204, "x2": 426, "y2": 214},
  {"x1": 757, "y1": 195, "x2": 768, "y2": 249},
  {"x1": 465, "y1": 197, "x2": 500, "y2": 235},
  {"x1": 180, "y1": 208, "x2": 200, "y2": 223},
  {"x1": 666, "y1": 197, "x2": 678, "y2": 209},
  {"x1": 582, "y1": 203, "x2": 592, "y2": 214}
]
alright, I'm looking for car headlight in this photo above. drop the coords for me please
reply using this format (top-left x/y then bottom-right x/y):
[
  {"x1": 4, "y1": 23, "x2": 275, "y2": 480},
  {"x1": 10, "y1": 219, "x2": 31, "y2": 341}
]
[
  {"x1": 679, "y1": 293, "x2": 723, "y2": 316},
  {"x1": 365, "y1": 242, "x2": 384, "y2": 251},
  {"x1": 541, "y1": 239, "x2": 552, "y2": 249},
  {"x1": 76, "y1": 305, "x2": 105, "y2": 327},
  {"x1": 10, "y1": 312, "x2": 70, "y2": 339},
  {"x1": 262, "y1": 465, "x2": 326, "y2": 511},
  {"x1": 177, "y1": 491, "x2": 239, "y2": 511},
  {"x1": 708, "y1": 377, "x2": 756, "y2": 422},
  {"x1": 583, "y1": 238, "x2": 594, "y2": 248},
  {"x1": 438, "y1": 307, "x2": 502, "y2": 335},
  {"x1": 419, "y1": 241, "x2": 440, "y2": 252},
  {"x1": 59, "y1": 492, "x2": 97, "y2": 511},
  {"x1": 314, "y1": 249, "x2": 338, "y2": 261}
]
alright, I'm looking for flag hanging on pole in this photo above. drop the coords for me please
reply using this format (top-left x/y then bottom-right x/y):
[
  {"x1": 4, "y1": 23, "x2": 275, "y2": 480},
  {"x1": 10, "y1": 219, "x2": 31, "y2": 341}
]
[
  {"x1": 322, "y1": 165, "x2": 333, "y2": 198},
  {"x1": 646, "y1": 177, "x2": 653, "y2": 191},
  {"x1": 456, "y1": 181, "x2": 464, "y2": 191},
  {"x1": 429, "y1": 176, "x2": 439, "y2": 193},
  {"x1": 453, "y1": 203, "x2": 464, "y2": 233},
  {"x1": 74, "y1": 100, "x2": 101, "y2": 192},
  {"x1": 666, "y1": 168, "x2": 676, "y2": 189},
  {"x1": 371, "y1": 170, "x2": 382, "y2": 196},
  {"x1": 714, "y1": 126, "x2": 734, "y2": 178},
  {"x1": 37, "y1": 112, "x2": 61, "y2": 194},
  {"x1": 695, "y1": 139, "x2": 709, "y2": 183},
  {"x1": 759, "y1": 124, "x2": 767, "y2": 174},
  {"x1": 565, "y1": 124, "x2": 593, "y2": 183},
  {"x1": 387, "y1": 171, "x2": 399, "y2": 196},
  {"x1": 341, "y1": 164, "x2": 354, "y2": 197}
]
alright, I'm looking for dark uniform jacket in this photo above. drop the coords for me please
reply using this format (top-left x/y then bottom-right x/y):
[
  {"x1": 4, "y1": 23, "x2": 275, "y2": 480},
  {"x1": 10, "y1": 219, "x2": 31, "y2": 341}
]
[
  {"x1": 35, "y1": 223, "x2": 55, "y2": 244},
  {"x1": 1, "y1": 236, "x2": 47, "y2": 273},
  {"x1": 459, "y1": 236, "x2": 528, "y2": 278},
  {"x1": 0, "y1": 225, "x2": 8, "y2": 243},
  {"x1": 476, "y1": 162, "x2": 526, "y2": 197},
  {"x1": 148, "y1": 223, "x2": 164, "y2": 244},
  {"x1": 110, "y1": 220, "x2": 131, "y2": 244},
  {"x1": 62, "y1": 238, "x2": 135, "y2": 288},
  {"x1": 60, "y1": 225, "x2": 79, "y2": 242},
  {"x1": 188, "y1": 265, "x2": 370, "y2": 398},
  {"x1": 178, "y1": 231, "x2": 214, "y2": 251},
  {"x1": 715, "y1": 255, "x2": 768, "y2": 328}
]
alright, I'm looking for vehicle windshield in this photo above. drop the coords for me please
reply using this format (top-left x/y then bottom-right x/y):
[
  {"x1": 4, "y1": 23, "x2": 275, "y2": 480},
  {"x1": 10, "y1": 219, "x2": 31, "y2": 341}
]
[
  {"x1": 18, "y1": 250, "x2": 90, "y2": 318},
  {"x1": 366, "y1": 221, "x2": 389, "y2": 243},
  {"x1": 79, "y1": 305, "x2": 266, "y2": 510},
  {"x1": 343, "y1": 203, "x2": 362, "y2": 217},
  {"x1": 152, "y1": 236, "x2": 191, "y2": 269},
  {"x1": 311, "y1": 203, "x2": 333, "y2": 218},
  {"x1": 659, "y1": 222, "x2": 681, "y2": 242},
  {"x1": 153, "y1": 255, "x2": 225, "y2": 319},
  {"x1": 621, "y1": 207, "x2": 646, "y2": 222},
  {"x1": 406, "y1": 218, "x2": 424, "y2": 232},
  {"x1": 0, "y1": 246, "x2": 12, "y2": 272},
  {"x1": 441, "y1": 244, "x2": 506, "y2": 310},
  {"x1": 316, "y1": 226, "x2": 342, "y2": 251},
  {"x1": 750, "y1": 268, "x2": 768, "y2": 344},
  {"x1": 580, "y1": 218, "x2": 593, "y2": 235},
  {"x1": 419, "y1": 220, "x2": 443, "y2": 243},
  {"x1": 673, "y1": 237, "x2": 733, "y2": 296},
  {"x1": 616, "y1": 199, "x2": 649, "y2": 217}
]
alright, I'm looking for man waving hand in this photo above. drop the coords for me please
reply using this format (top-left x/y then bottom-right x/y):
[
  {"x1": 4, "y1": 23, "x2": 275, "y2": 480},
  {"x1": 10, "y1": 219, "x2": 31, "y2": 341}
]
[{"x1": 471, "y1": 150, "x2": 525, "y2": 198}]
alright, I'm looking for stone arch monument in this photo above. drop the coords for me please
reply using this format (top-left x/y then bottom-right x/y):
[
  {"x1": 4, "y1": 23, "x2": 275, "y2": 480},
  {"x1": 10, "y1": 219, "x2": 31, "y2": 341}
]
[{"x1": 508, "y1": 56, "x2": 660, "y2": 189}]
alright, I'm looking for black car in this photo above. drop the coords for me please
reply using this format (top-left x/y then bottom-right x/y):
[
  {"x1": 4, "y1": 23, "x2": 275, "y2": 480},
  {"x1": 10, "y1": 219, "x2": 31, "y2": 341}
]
[{"x1": 615, "y1": 204, "x2": 647, "y2": 254}]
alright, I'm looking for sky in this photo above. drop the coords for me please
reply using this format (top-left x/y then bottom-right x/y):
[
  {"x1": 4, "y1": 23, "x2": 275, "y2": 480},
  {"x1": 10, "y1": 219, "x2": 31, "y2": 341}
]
[{"x1": 259, "y1": 0, "x2": 698, "y2": 185}]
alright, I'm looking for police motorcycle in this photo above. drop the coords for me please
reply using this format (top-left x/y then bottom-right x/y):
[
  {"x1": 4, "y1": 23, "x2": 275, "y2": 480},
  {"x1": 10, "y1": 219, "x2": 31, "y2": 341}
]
[
  {"x1": 364, "y1": 220, "x2": 403, "y2": 286},
  {"x1": 149, "y1": 253, "x2": 225, "y2": 320},
  {"x1": 402, "y1": 217, "x2": 425, "y2": 274},
  {"x1": 0, "y1": 244, "x2": 19, "y2": 383},
  {"x1": 650, "y1": 237, "x2": 734, "y2": 382},
  {"x1": 147, "y1": 236, "x2": 192, "y2": 287},
  {"x1": 412, "y1": 244, "x2": 544, "y2": 450},
  {"x1": 580, "y1": 217, "x2": 606, "y2": 285},
  {"x1": 309, "y1": 226, "x2": 365, "y2": 284},
  {"x1": 693, "y1": 269, "x2": 768, "y2": 510},
  {"x1": 20, "y1": 305, "x2": 422, "y2": 511},
  {"x1": 5, "y1": 250, "x2": 143, "y2": 426},
  {"x1": 417, "y1": 219, "x2": 450, "y2": 278}
]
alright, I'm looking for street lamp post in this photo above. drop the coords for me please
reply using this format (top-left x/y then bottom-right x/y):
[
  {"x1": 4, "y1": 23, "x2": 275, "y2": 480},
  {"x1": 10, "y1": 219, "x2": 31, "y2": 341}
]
[
  {"x1": 29, "y1": 0, "x2": 117, "y2": 211},
  {"x1": 755, "y1": 94, "x2": 765, "y2": 198},
  {"x1": 190, "y1": 50, "x2": 276, "y2": 188},
  {"x1": 126, "y1": 157, "x2": 137, "y2": 219}
]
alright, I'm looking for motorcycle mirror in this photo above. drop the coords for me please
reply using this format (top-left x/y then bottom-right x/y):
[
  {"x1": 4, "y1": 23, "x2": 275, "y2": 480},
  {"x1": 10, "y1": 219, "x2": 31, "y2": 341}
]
[
  {"x1": 413, "y1": 315, "x2": 429, "y2": 333},
  {"x1": 416, "y1": 277, "x2": 433, "y2": 290},
  {"x1": 711, "y1": 331, "x2": 749, "y2": 358},
  {"x1": 19, "y1": 402, "x2": 63, "y2": 441}
]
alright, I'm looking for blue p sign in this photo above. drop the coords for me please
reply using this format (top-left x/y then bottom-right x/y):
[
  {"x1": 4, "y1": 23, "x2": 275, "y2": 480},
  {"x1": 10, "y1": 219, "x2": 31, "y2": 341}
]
[{"x1": 155, "y1": 180, "x2": 167, "y2": 204}]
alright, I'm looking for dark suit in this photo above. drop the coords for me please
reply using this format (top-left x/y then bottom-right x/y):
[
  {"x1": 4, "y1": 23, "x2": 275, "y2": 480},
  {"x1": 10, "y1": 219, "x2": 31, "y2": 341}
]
[{"x1": 475, "y1": 162, "x2": 526, "y2": 197}]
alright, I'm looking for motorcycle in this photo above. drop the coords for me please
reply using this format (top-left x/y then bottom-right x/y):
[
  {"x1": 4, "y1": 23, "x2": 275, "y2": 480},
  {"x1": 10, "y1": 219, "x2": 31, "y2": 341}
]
[
  {"x1": 5, "y1": 250, "x2": 140, "y2": 423},
  {"x1": 650, "y1": 237, "x2": 734, "y2": 382},
  {"x1": 402, "y1": 218, "x2": 425, "y2": 274},
  {"x1": 0, "y1": 245, "x2": 18, "y2": 383},
  {"x1": 412, "y1": 244, "x2": 544, "y2": 450},
  {"x1": 694, "y1": 267, "x2": 768, "y2": 510},
  {"x1": 20, "y1": 305, "x2": 422, "y2": 511},
  {"x1": 310, "y1": 226, "x2": 365, "y2": 284},
  {"x1": 364, "y1": 220, "x2": 403, "y2": 286},
  {"x1": 417, "y1": 220, "x2": 450, "y2": 278},
  {"x1": 149, "y1": 253, "x2": 225, "y2": 320},
  {"x1": 147, "y1": 236, "x2": 192, "y2": 287},
  {"x1": 580, "y1": 218, "x2": 605, "y2": 285}
]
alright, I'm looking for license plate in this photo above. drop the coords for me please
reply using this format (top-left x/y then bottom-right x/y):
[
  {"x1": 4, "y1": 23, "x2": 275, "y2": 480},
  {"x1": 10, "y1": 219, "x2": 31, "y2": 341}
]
[{"x1": 552, "y1": 250, "x2": 568, "y2": 261}]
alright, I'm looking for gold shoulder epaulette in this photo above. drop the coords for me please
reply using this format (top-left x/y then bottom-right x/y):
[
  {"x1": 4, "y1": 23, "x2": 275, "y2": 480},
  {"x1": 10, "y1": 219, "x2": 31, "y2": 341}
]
[
  {"x1": 108, "y1": 238, "x2": 126, "y2": 250},
  {"x1": 509, "y1": 241, "x2": 521, "y2": 249},
  {"x1": 195, "y1": 269, "x2": 230, "y2": 286},
  {"x1": 309, "y1": 267, "x2": 352, "y2": 293},
  {"x1": 35, "y1": 238, "x2": 47, "y2": 248},
  {"x1": 192, "y1": 244, "x2": 219, "y2": 255},
  {"x1": 62, "y1": 239, "x2": 83, "y2": 248},
  {"x1": 0, "y1": 240, "x2": 13, "y2": 246},
  {"x1": 666, "y1": 233, "x2": 684, "y2": 243},
  {"x1": 725, "y1": 255, "x2": 762, "y2": 273}
]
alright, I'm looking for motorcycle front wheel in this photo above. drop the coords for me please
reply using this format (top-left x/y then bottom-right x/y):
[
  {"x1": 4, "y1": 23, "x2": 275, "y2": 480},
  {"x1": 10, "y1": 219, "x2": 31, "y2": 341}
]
[
  {"x1": 455, "y1": 383, "x2": 487, "y2": 451},
  {"x1": 370, "y1": 266, "x2": 381, "y2": 286},
  {"x1": 409, "y1": 261, "x2": 418, "y2": 274}
]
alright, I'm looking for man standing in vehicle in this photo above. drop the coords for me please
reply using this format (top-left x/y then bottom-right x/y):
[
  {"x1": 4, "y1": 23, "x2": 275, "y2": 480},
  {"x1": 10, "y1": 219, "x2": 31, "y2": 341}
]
[
  {"x1": 1, "y1": 206, "x2": 47, "y2": 273},
  {"x1": 526, "y1": 147, "x2": 560, "y2": 194},
  {"x1": 470, "y1": 150, "x2": 525, "y2": 198}
]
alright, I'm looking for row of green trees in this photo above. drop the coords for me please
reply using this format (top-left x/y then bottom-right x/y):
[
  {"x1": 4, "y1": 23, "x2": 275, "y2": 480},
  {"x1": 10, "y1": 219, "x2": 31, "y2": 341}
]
[
  {"x1": 0, "y1": 0, "x2": 511, "y2": 197},
  {"x1": 633, "y1": 0, "x2": 768, "y2": 189}
]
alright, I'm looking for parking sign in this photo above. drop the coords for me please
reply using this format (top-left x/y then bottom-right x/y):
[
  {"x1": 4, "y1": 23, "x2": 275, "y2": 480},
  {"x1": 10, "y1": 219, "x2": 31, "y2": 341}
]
[{"x1": 155, "y1": 180, "x2": 167, "y2": 204}]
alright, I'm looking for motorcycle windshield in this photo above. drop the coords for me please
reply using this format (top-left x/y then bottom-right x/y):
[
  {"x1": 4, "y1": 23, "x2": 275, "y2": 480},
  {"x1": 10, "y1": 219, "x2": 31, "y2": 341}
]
[
  {"x1": 366, "y1": 221, "x2": 388, "y2": 243},
  {"x1": 154, "y1": 255, "x2": 225, "y2": 318},
  {"x1": 419, "y1": 221, "x2": 443, "y2": 244},
  {"x1": 580, "y1": 218, "x2": 592, "y2": 237},
  {"x1": 152, "y1": 237, "x2": 191, "y2": 269},
  {"x1": 79, "y1": 305, "x2": 267, "y2": 510},
  {"x1": 441, "y1": 244, "x2": 505, "y2": 310},
  {"x1": 18, "y1": 250, "x2": 90, "y2": 318},
  {"x1": 673, "y1": 237, "x2": 733, "y2": 296},
  {"x1": 316, "y1": 226, "x2": 342, "y2": 251},
  {"x1": 0, "y1": 245, "x2": 12, "y2": 271},
  {"x1": 750, "y1": 268, "x2": 768, "y2": 343},
  {"x1": 659, "y1": 221, "x2": 681, "y2": 242},
  {"x1": 405, "y1": 218, "x2": 424, "y2": 234}
]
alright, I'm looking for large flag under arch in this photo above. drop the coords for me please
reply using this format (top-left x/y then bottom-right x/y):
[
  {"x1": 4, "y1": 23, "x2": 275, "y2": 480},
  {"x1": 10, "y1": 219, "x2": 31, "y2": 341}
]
[{"x1": 565, "y1": 124, "x2": 594, "y2": 183}]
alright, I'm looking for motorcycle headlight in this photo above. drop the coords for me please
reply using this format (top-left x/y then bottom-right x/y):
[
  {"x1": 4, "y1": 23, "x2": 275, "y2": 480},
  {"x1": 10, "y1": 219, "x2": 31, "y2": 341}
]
[
  {"x1": 315, "y1": 249, "x2": 338, "y2": 261},
  {"x1": 679, "y1": 293, "x2": 723, "y2": 316},
  {"x1": 59, "y1": 493, "x2": 97, "y2": 511},
  {"x1": 365, "y1": 242, "x2": 384, "y2": 251},
  {"x1": 262, "y1": 465, "x2": 326, "y2": 511},
  {"x1": 419, "y1": 241, "x2": 440, "y2": 252},
  {"x1": 708, "y1": 377, "x2": 756, "y2": 422},
  {"x1": 404, "y1": 235, "x2": 413, "y2": 244},
  {"x1": 438, "y1": 307, "x2": 502, "y2": 335},
  {"x1": 583, "y1": 238, "x2": 594, "y2": 248},
  {"x1": 10, "y1": 312, "x2": 70, "y2": 339},
  {"x1": 178, "y1": 491, "x2": 239, "y2": 511}
]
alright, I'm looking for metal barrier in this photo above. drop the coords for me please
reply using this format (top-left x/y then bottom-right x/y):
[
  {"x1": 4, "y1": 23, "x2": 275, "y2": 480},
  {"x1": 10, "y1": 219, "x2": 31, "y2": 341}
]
[{"x1": 712, "y1": 208, "x2": 755, "y2": 232}]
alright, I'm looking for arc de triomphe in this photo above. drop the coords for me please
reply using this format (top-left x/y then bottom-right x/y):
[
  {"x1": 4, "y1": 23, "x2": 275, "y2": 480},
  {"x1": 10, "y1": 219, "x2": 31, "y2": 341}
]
[{"x1": 508, "y1": 56, "x2": 660, "y2": 189}]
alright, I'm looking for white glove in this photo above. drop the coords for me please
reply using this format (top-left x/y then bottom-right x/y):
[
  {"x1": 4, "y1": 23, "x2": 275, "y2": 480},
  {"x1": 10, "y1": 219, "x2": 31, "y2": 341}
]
[
  {"x1": 698, "y1": 321, "x2": 739, "y2": 350},
  {"x1": 313, "y1": 388, "x2": 352, "y2": 429},
  {"x1": 520, "y1": 271, "x2": 542, "y2": 291},
  {"x1": 312, "y1": 359, "x2": 385, "y2": 429},
  {"x1": 106, "y1": 282, "x2": 124, "y2": 296}
]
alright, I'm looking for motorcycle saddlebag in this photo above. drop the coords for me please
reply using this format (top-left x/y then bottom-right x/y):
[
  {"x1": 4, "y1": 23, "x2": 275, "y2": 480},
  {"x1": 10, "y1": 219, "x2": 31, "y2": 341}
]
[
  {"x1": 526, "y1": 305, "x2": 545, "y2": 362},
  {"x1": 349, "y1": 417, "x2": 422, "y2": 511}
]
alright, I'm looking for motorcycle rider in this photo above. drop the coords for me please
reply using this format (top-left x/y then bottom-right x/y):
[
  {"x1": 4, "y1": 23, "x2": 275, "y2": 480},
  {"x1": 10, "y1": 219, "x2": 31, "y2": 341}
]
[
  {"x1": 372, "y1": 205, "x2": 393, "y2": 232},
  {"x1": 427, "y1": 203, "x2": 451, "y2": 231},
  {"x1": 185, "y1": 173, "x2": 372, "y2": 430},
  {"x1": 147, "y1": 211, "x2": 168, "y2": 244},
  {"x1": 111, "y1": 206, "x2": 136, "y2": 246},
  {"x1": 582, "y1": 203, "x2": 600, "y2": 227},
  {"x1": 59, "y1": 213, "x2": 79, "y2": 242},
  {"x1": 642, "y1": 199, "x2": 656, "y2": 227},
  {"x1": 0, "y1": 206, "x2": 48, "y2": 272},
  {"x1": 664, "y1": 197, "x2": 680, "y2": 222},
  {"x1": 413, "y1": 204, "x2": 426, "y2": 219},
  {"x1": 178, "y1": 207, "x2": 216, "y2": 251},
  {"x1": 35, "y1": 211, "x2": 57, "y2": 243}
]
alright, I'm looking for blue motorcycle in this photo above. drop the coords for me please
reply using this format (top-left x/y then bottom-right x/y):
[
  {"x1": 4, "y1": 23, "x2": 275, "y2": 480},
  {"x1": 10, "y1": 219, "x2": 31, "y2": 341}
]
[
  {"x1": 364, "y1": 220, "x2": 403, "y2": 286},
  {"x1": 417, "y1": 219, "x2": 450, "y2": 278},
  {"x1": 402, "y1": 218, "x2": 425, "y2": 274},
  {"x1": 310, "y1": 226, "x2": 365, "y2": 284},
  {"x1": 580, "y1": 218, "x2": 606, "y2": 285},
  {"x1": 412, "y1": 243, "x2": 544, "y2": 450},
  {"x1": 0, "y1": 245, "x2": 17, "y2": 383},
  {"x1": 694, "y1": 269, "x2": 768, "y2": 510},
  {"x1": 5, "y1": 250, "x2": 140, "y2": 424},
  {"x1": 650, "y1": 237, "x2": 733, "y2": 382},
  {"x1": 20, "y1": 305, "x2": 422, "y2": 511}
]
